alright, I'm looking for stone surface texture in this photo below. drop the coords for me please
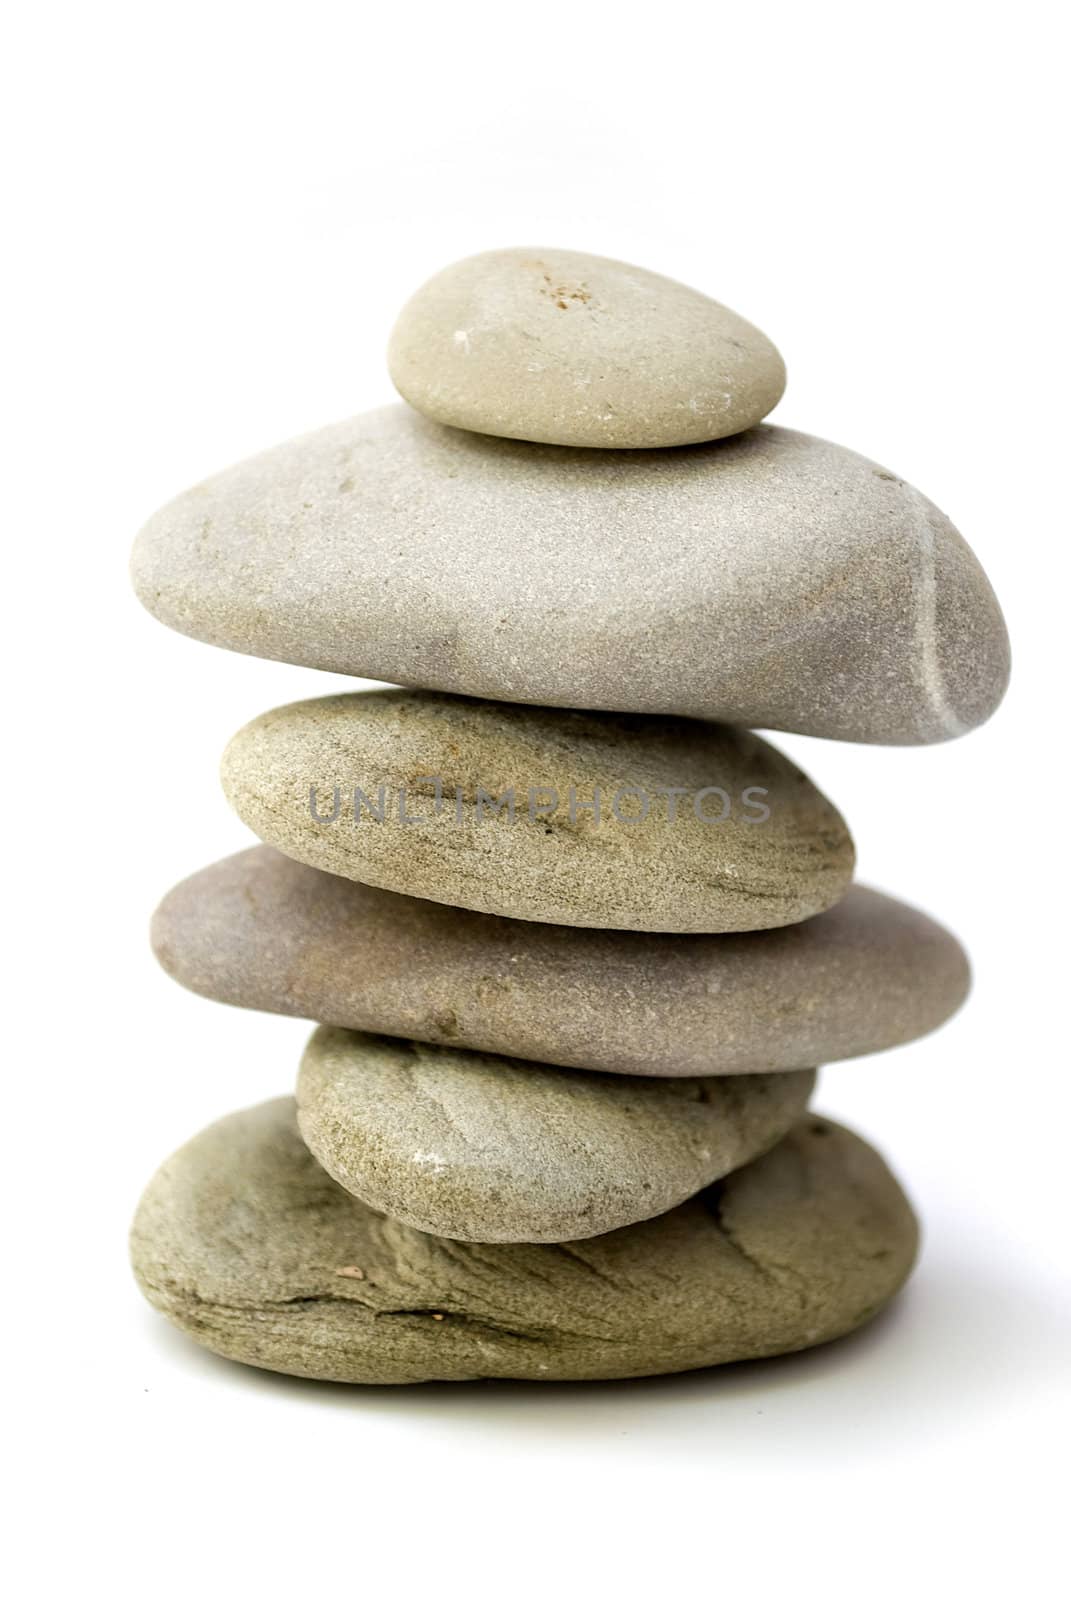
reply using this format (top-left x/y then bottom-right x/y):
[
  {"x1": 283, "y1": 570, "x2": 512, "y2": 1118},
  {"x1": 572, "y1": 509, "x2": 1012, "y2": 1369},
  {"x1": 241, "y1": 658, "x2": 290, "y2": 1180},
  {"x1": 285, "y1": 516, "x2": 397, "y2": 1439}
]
[
  {"x1": 387, "y1": 246, "x2": 786, "y2": 447},
  {"x1": 220, "y1": 691, "x2": 855, "y2": 933},
  {"x1": 131, "y1": 406, "x2": 1010, "y2": 745},
  {"x1": 131, "y1": 1098, "x2": 918, "y2": 1384},
  {"x1": 296, "y1": 1027, "x2": 816, "y2": 1242},
  {"x1": 153, "y1": 847, "x2": 970, "y2": 1076}
]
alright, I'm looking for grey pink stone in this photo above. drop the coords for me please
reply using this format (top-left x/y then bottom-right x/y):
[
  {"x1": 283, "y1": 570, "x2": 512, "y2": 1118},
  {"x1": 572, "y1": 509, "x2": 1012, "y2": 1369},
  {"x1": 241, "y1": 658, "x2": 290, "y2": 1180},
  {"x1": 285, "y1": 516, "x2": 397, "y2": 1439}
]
[{"x1": 152, "y1": 846, "x2": 970, "y2": 1077}]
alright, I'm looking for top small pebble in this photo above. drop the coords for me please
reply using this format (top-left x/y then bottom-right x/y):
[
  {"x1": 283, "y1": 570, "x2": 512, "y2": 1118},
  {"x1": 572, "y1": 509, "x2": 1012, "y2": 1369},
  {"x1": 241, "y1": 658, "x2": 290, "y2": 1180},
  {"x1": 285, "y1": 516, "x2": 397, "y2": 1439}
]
[{"x1": 387, "y1": 247, "x2": 786, "y2": 448}]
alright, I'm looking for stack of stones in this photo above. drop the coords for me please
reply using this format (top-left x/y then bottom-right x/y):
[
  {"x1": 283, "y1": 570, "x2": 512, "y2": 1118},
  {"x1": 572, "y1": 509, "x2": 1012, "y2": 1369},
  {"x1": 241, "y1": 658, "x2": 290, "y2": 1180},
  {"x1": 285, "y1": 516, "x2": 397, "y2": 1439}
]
[{"x1": 130, "y1": 248, "x2": 1010, "y2": 1385}]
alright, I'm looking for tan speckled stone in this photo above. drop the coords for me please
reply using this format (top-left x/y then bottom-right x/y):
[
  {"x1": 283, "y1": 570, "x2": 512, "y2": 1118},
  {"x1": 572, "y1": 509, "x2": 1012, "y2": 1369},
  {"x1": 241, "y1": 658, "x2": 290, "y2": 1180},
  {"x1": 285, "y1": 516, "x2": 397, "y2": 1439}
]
[
  {"x1": 130, "y1": 407, "x2": 1009, "y2": 744},
  {"x1": 153, "y1": 847, "x2": 970, "y2": 1076},
  {"x1": 130, "y1": 1099, "x2": 918, "y2": 1384},
  {"x1": 387, "y1": 247, "x2": 786, "y2": 447},
  {"x1": 296, "y1": 1028, "x2": 815, "y2": 1242},
  {"x1": 219, "y1": 691, "x2": 854, "y2": 933}
]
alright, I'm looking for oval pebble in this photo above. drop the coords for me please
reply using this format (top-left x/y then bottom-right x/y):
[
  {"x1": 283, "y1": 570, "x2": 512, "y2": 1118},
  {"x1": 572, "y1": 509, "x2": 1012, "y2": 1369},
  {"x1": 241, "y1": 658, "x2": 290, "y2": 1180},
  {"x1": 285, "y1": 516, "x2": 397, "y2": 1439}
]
[
  {"x1": 131, "y1": 406, "x2": 1010, "y2": 745},
  {"x1": 219, "y1": 691, "x2": 855, "y2": 933},
  {"x1": 153, "y1": 847, "x2": 969, "y2": 1076},
  {"x1": 387, "y1": 246, "x2": 786, "y2": 447},
  {"x1": 131, "y1": 1098, "x2": 918, "y2": 1384},
  {"x1": 296, "y1": 1027, "x2": 816, "y2": 1242}
]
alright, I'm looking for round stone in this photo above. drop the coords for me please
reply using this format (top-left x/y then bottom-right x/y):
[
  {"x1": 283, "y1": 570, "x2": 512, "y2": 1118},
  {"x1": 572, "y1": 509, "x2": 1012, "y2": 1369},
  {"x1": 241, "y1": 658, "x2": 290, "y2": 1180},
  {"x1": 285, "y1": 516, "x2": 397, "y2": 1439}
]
[
  {"x1": 296, "y1": 1028, "x2": 815, "y2": 1242},
  {"x1": 131, "y1": 1098, "x2": 918, "y2": 1383},
  {"x1": 130, "y1": 406, "x2": 1010, "y2": 745},
  {"x1": 219, "y1": 691, "x2": 854, "y2": 933},
  {"x1": 153, "y1": 847, "x2": 970, "y2": 1076},
  {"x1": 387, "y1": 246, "x2": 786, "y2": 448}
]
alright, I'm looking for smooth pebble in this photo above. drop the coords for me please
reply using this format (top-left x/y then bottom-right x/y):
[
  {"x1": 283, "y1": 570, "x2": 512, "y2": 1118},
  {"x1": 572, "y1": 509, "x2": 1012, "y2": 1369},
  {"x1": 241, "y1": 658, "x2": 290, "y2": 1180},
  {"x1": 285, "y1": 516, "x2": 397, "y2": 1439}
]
[
  {"x1": 131, "y1": 1098, "x2": 918, "y2": 1384},
  {"x1": 220, "y1": 691, "x2": 855, "y2": 932},
  {"x1": 296, "y1": 1027, "x2": 816, "y2": 1242},
  {"x1": 387, "y1": 246, "x2": 786, "y2": 447},
  {"x1": 131, "y1": 407, "x2": 1009, "y2": 744},
  {"x1": 153, "y1": 846, "x2": 970, "y2": 1076}
]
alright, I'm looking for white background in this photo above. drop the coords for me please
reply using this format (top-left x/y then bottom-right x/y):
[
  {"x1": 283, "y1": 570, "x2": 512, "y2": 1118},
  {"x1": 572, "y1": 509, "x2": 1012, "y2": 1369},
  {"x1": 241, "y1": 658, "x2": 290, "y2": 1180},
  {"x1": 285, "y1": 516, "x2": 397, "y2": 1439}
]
[{"x1": 5, "y1": 3, "x2": 1068, "y2": 1595}]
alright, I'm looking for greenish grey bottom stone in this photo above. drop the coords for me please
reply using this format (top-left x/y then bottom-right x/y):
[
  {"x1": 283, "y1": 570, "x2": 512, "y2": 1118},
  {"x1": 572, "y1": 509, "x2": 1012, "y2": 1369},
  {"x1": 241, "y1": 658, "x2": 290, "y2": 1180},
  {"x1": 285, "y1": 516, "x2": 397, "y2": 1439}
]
[{"x1": 131, "y1": 1098, "x2": 918, "y2": 1384}]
